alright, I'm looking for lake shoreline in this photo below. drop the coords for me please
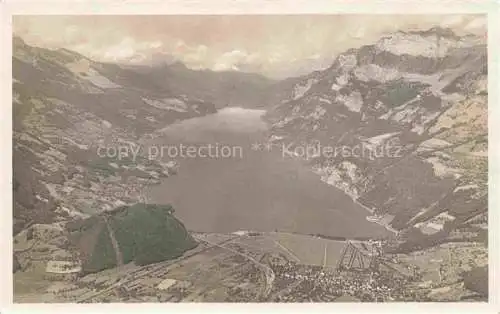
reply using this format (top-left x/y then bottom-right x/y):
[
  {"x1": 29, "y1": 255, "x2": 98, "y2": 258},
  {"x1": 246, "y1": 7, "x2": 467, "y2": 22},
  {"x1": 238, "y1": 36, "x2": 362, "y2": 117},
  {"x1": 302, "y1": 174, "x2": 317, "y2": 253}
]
[{"x1": 145, "y1": 107, "x2": 392, "y2": 239}]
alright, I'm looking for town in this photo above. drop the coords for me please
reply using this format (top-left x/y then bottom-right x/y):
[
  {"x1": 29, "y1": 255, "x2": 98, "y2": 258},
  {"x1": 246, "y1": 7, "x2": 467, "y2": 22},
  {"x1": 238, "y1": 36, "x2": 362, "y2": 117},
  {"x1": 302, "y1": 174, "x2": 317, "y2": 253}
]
[{"x1": 14, "y1": 228, "x2": 487, "y2": 302}]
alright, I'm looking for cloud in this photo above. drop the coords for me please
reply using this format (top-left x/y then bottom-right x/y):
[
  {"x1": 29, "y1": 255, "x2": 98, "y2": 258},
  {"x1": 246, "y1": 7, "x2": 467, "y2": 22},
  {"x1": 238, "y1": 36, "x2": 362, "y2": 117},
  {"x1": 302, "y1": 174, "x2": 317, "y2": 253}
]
[
  {"x1": 149, "y1": 41, "x2": 163, "y2": 49},
  {"x1": 13, "y1": 15, "x2": 487, "y2": 78},
  {"x1": 212, "y1": 49, "x2": 258, "y2": 71},
  {"x1": 180, "y1": 44, "x2": 209, "y2": 68},
  {"x1": 68, "y1": 36, "x2": 171, "y2": 64},
  {"x1": 102, "y1": 37, "x2": 137, "y2": 61}
]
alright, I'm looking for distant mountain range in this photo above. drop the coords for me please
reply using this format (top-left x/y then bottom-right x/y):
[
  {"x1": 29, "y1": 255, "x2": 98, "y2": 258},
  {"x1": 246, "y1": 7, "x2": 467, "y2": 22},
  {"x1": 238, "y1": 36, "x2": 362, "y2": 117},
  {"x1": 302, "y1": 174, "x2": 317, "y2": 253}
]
[{"x1": 124, "y1": 60, "x2": 278, "y2": 109}]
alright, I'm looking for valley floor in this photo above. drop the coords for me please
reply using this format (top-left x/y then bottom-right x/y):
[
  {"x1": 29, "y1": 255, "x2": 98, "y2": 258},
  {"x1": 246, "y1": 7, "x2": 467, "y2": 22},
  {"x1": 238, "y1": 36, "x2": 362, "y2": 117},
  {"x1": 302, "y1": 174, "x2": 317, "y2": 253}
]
[{"x1": 13, "y1": 231, "x2": 487, "y2": 303}]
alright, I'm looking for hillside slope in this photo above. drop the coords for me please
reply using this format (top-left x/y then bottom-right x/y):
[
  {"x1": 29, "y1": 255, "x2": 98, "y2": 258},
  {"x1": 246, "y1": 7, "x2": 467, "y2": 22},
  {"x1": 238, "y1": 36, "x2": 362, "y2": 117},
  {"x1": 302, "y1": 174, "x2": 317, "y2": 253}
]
[
  {"x1": 265, "y1": 27, "x2": 487, "y2": 250},
  {"x1": 128, "y1": 61, "x2": 277, "y2": 109},
  {"x1": 12, "y1": 37, "x2": 218, "y2": 234},
  {"x1": 66, "y1": 203, "x2": 197, "y2": 274}
]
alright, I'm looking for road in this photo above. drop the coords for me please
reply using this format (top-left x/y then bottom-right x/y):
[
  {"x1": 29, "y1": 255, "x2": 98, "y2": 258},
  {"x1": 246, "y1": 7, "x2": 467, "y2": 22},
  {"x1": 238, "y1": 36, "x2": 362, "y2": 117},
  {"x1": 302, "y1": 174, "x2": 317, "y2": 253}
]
[
  {"x1": 103, "y1": 216, "x2": 123, "y2": 267},
  {"x1": 193, "y1": 234, "x2": 275, "y2": 299},
  {"x1": 273, "y1": 240, "x2": 301, "y2": 263},
  {"x1": 74, "y1": 231, "x2": 375, "y2": 302},
  {"x1": 76, "y1": 235, "x2": 240, "y2": 302},
  {"x1": 322, "y1": 243, "x2": 327, "y2": 268}
]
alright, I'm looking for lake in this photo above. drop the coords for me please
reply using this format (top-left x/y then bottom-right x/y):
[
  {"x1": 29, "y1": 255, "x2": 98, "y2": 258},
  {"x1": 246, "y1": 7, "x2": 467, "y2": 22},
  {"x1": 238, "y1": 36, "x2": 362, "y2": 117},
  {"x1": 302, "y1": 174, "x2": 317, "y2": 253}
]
[{"x1": 146, "y1": 107, "x2": 390, "y2": 239}]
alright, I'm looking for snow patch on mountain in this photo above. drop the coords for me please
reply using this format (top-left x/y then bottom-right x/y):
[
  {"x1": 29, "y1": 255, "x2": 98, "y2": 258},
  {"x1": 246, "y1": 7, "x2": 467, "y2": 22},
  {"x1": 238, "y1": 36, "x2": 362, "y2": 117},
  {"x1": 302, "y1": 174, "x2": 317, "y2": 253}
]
[
  {"x1": 454, "y1": 184, "x2": 479, "y2": 193},
  {"x1": 354, "y1": 64, "x2": 401, "y2": 83},
  {"x1": 85, "y1": 72, "x2": 121, "y2": 89},
  {"x1": 417, "y1": 138, "x2": 453, "y2": 152},
  {"x1": 142, "y1": 98, "x2": 188, "y2": 112},
  {"x1": 336, "y1": 91, "x2": 363, "y2": 112},
  {"x1": 364, "y1": 132, "x2": 401, "y2": 146}
]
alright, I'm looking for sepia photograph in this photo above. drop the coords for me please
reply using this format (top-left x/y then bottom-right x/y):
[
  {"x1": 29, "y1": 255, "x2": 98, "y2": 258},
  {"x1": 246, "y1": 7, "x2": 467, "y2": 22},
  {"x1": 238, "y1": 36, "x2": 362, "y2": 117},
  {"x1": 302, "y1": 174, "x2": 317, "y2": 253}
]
[{"x1": 4, "y1": 2, "x2": 495, "y2": 309}]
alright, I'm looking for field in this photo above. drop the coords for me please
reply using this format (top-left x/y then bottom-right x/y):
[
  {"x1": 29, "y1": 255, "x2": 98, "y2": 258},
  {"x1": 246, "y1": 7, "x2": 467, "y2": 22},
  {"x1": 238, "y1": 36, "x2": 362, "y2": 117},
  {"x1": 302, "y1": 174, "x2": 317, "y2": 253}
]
[
  {"x1": 267, "y1": 232, "x2": 346, "y2": 267},
  {"x1": 14, "y1": 231, "x2": 352, "y2": 302},
  {"x1": 15, "y1": 229, "x2": 487, "y2": 302},
  {"x1": 398, "y1": 242, "x2": 488, "y2": 284},
  {"x1": 196, "y1": 232, "x2": 348, "y2": 268}
]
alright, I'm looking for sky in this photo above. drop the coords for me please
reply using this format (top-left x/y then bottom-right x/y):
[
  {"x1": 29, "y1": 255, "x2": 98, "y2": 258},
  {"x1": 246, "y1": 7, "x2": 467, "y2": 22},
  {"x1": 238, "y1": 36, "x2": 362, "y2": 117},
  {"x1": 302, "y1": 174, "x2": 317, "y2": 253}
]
[{"x1": 13, "y1": 15, "x2": 487, "y2": 79}]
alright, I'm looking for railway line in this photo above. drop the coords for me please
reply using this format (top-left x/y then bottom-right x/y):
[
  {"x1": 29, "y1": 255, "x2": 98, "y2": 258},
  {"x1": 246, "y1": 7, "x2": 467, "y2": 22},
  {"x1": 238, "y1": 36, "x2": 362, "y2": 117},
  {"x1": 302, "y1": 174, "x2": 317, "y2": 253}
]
[
  {"x1": 193, "y1": 234, "x2": 275, "y2": 299},
  {"x1": 76, "y1": 235, "x2": 239, "y2": 303}
]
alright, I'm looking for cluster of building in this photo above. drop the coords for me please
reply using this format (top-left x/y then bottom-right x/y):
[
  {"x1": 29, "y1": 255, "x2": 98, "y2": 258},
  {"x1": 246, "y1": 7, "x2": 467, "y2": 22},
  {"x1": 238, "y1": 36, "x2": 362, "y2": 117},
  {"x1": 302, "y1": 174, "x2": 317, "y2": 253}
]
[
  {"x1": 54, "y1": 156, "x2": 173, "y2": 215},
  {"x1": 23, "y1": 100, "x2": 178, "y2": 220},
  {"x1": 44, "y1": 260, "x2": 82, "y2": 281},
  {"x1": 269, "y1": 259, "x2": 422, "y2": 302}
]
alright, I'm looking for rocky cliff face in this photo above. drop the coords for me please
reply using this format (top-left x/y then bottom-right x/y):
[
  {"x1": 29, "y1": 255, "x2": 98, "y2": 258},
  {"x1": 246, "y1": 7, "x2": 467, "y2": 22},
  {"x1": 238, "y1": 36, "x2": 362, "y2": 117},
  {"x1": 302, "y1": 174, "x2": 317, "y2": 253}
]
[
  {"x1": 266, "y1": 28, "x2": 487, "y2": 250},
  {"x1": 12, "y1": 37, "x2": 218, "y2": 234}
]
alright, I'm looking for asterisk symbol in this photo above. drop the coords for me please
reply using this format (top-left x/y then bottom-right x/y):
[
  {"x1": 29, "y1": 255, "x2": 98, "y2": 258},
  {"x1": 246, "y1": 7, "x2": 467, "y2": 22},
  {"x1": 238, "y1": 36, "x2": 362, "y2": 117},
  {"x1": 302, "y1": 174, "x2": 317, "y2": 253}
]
[{"x1": 251, "y1": 142, "x2": 262, "y2": 151}]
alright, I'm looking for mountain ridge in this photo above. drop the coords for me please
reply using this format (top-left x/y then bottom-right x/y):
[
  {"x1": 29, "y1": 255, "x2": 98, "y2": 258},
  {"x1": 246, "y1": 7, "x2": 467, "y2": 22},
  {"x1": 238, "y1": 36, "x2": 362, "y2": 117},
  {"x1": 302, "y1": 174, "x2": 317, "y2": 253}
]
[
  {"x1": 13, "y1": 26, "x2": 487, "y2": 251},
  {"x1": 264, "y1": 27, "x2": 487, "y2": 251}
]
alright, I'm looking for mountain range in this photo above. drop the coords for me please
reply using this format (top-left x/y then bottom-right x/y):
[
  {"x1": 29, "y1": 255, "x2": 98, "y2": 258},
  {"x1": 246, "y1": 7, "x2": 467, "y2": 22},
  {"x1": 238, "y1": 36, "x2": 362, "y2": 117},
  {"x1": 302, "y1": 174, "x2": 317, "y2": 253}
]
[
  {"x1": 12, "y1": 26, "x2": 487, "y2": 262},
  {"x1": 12, "y1": 35, "x2": 278, "y2": 235},
  {"x1": 265, "y1": 27, "x2": 487, "y2": 251}
]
